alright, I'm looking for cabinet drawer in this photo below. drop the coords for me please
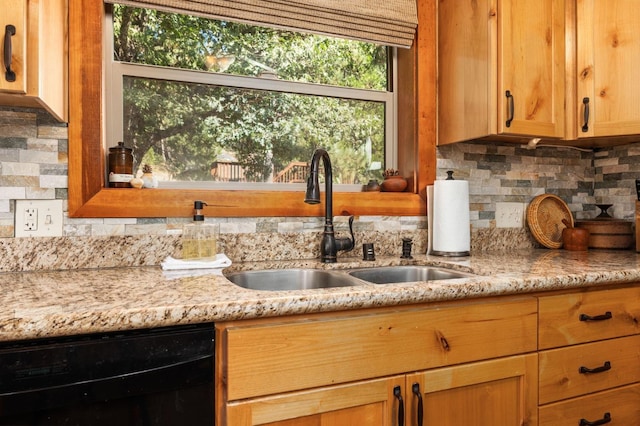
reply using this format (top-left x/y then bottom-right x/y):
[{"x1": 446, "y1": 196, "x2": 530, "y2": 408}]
[
  {"x1": 221, "y1": 297, "x2": 537, "y2": 400},
  {"x1": 539, "y1": 383, "x2": 640, "y2": 426},
  {"x1": 539, "y1": 335, "x2": 640, "y2": 404},
  {"x1": 539, "y1": 286, "x2": 640, "y2": 349}
]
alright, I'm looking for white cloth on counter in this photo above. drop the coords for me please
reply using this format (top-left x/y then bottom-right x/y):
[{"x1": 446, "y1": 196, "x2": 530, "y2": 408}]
[
  {"x1": 161, "y1": 253, "x2": 232, "y2": 271},
  {"x1": 162, "y1": 268, "x2": 226, "y2": 280}
]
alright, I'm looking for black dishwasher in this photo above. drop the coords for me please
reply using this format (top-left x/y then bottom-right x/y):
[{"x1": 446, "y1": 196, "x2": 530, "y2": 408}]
[{"x1": 0, "y1": 323, "x2": 214, "y2": 426}]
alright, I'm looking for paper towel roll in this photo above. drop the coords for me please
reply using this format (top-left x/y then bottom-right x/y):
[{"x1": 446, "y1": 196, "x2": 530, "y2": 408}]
[{"x1": 428, "y1": 179, "x2": 470, "y2": 256}]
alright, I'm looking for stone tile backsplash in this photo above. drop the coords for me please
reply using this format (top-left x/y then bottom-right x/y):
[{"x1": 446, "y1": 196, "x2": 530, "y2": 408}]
[{"x1": 1, "y1": 107, "x2": 639, "y2": 271}]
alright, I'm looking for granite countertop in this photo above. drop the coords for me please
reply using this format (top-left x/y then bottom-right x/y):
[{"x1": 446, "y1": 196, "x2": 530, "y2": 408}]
[{"x1": 1, "y1": 249, "x2": 640, "y2": 342}]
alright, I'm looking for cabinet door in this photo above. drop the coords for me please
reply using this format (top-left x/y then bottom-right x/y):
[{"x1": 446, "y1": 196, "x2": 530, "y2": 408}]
[
  {"x1": 0, "y1": 0, "x2": 26, "y2": 94},
  {"x1": 498, "y1": 0, "x2": 565, "y2": 138},
  {"x1": 438, "y1": 0, "x2": 493, "y2": 145},
  {"x1": 407, "y1": 354, "x2": 538, "y2": 426},
  {"x1": 577, "y1": 0, "x2": 640, "y2": 137},
  {"x1": 223, "y1": 376, "x2": 404, "y2": 426}
]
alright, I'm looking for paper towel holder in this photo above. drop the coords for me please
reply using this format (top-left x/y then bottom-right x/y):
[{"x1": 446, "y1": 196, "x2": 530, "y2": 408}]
[{"x1": 428, "y1": 170, "x2": 471, "y2": 257}]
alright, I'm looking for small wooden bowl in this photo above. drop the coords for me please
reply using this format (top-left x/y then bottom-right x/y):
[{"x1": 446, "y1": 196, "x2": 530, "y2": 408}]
[{"x1": 562, "y1": 223, "x2": 590, "y2": 251}]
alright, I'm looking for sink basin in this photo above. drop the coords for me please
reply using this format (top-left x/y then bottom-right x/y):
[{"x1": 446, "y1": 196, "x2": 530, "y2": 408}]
[
  {"x1": 225, "y1": 269, "x2": 362, "y2": 291},
  {"x1": 348, "y1": 266, "x2": 473, "y2": 284}
]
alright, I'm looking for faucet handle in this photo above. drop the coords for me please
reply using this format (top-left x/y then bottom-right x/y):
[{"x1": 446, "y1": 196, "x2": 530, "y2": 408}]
[{"x1": 335, "y1": 215, "x2": 355, "y2": 253}]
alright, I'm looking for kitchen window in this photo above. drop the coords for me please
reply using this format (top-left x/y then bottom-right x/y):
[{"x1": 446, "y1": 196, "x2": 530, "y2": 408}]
[
  {"x1": 105, "y1": 4, "x2": 394, "y2": 190},
  {"x1": 67, "y1": 0, "x2": 431, "y2": 218}
]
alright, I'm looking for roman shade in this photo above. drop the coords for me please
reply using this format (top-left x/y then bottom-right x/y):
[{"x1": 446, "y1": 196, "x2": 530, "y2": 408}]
[{"x1": 105, "y1": 0, "x2": 418, "y2": 48}]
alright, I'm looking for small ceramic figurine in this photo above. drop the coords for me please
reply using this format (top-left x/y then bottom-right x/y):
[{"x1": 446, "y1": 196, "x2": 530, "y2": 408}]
[{"x1": 141, "y1": 164, "x2": 159, "y2": 188}]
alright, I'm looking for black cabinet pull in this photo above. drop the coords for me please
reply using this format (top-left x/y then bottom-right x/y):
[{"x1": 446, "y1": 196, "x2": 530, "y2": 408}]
[
  {"x1": 505, "y1": 90, "x2": 514, "y2": 127},
  {"x1": 3, "y1": 24, "x2": 16, "y2": 82},
  {"x1": 412, "y1": 383, "x2": 423, "y2": 426},
  {"x1": 579, "y1": 311, "x2": 612, "y2": 322},
  {"x1": 393, "y1": 385, "x2": 404, "y2": 426},
  {"x1": 582, "y1": 97, "x2": 590, "y2": 132},
  {"x1": 579, "y1": 361, "x2": 611, "y2": 374},
  {"x1": 579, "y1": 412, "x2": 611, "y2": 426}
]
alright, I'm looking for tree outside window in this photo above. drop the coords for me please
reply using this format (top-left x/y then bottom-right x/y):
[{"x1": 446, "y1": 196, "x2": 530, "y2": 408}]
[{"x1": 110, "y1": 5, "x2": 391, "y2": 187}]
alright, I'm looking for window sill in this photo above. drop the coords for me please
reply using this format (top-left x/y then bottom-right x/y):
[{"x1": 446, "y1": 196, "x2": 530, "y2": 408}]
[{"x1": 70, "y1": 188, "x2": 425, "y2": 217}]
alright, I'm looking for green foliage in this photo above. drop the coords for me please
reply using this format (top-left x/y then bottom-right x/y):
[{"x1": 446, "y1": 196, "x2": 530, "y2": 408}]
[{"x1": 114, "y1": 5, "x2": 387, "y2": 184}]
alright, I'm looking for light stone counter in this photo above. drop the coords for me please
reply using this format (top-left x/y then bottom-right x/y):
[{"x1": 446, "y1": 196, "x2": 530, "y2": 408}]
[{"x1": 2, "y1": 249, "x2": 640, "y2": 342}]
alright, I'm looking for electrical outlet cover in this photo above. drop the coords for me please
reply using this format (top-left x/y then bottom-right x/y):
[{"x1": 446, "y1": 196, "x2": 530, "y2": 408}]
[
  {"x1": 495, "y1": 202, "x2": 525, "y2": 228},
  {"x1": 15, "y1": 200, "x2": 64, "y2": 237}
]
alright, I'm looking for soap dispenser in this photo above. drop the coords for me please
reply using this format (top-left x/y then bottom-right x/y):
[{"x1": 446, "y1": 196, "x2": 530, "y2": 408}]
[{"x1": 182, "y1": 201, "x2": 218, "y2": 259}]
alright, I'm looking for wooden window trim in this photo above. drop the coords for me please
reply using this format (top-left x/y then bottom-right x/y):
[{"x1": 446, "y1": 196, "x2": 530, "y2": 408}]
[{"x1": 67, "y1": 0, "x2": 435, "y2": 218}]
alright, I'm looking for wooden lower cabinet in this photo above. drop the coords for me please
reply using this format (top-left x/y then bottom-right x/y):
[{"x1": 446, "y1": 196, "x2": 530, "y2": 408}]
[
  {"x1": 217, "y1": 297, "x2": 537, "y2": 425},
  {"x1": 217, "y1": 283, "x2": 640, "y2": 425},
  {"x1": 408, "y1": 354, "x2": 538, "y2": 426},
  {"x1": 225, "y1": 376, "x2": 404, "y2": 425},
  {"x1": 538, "y1": 285, "x2": 640, "y2": 425},
  {"x1": 225, "y1": 354, "x2": 538, "y2": 426}
]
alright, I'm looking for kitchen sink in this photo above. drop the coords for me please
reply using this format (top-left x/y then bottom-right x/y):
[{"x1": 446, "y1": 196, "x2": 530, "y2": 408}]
[
  {"x1": 226, "y1": 266, "x2": 475, "y2": 290},
  {"x1": 224, "y1": 269, "x2": 362, "y2": 291},
  {"x1": 347, "y1": 266, "x2": 473, "y2": 284}
]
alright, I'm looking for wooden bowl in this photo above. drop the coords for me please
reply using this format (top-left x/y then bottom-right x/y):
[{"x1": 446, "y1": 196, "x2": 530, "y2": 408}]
[
  {"x1": 562, "y1": 226, "x2": 590, "y2": 251},
  {"x1": 575, "y1": 220, "x2": 634, "y2": 249}
]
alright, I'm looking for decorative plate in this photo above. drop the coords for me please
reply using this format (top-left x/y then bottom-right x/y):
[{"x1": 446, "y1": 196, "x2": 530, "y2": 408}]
[{"x1": 526, "y1": 194, "x2": 573, "y2": 249}]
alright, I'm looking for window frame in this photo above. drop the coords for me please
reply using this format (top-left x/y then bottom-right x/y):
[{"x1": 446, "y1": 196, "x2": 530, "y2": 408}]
[
  {"x1": 68, "y1": 0, "x2": 434, "y2": 218},
  {"x1": 105, "y1": 8, "x2": 398, "y2": 186}
]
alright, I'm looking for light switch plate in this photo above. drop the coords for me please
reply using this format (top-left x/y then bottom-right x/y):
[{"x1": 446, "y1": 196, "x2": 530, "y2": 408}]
[{"x1": 15, "y1": 199, "x2": 64, "y2": 237}]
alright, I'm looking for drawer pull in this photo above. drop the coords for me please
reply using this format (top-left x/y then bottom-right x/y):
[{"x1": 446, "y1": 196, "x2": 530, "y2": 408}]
[
  {"x1": 412, "y1": 383, "x2": 423, "y2": 426},
  {"x1": 393, "y1": 385, "x2": 404, "y2": 426},
  {"x1": 579, "y1": 361, "x2": 611, "y2": 374},
  {"x1": 579, "y1": 311, "x2": 612, "y2": 322},
  {"x1": 579, "y1": 412, "x2": 611, "y2": 426}
]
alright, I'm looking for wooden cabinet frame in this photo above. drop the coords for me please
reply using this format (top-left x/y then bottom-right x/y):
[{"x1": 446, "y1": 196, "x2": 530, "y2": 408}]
[{"x1": 67, "y1": 0, "x2": 436, "y2": 218}]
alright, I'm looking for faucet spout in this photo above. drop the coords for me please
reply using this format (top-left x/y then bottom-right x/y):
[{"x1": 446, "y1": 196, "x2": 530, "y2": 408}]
[{"x1": 304, "y1": 148, "x2": 355, "y2": 263}]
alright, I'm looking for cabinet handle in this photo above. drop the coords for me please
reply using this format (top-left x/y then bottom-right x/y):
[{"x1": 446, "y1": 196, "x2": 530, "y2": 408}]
[
  {"x1": 579, "y1": 311, "x2": 612, "y2": 322},
  {"x1": 582, "y1": 97, "x2": 590, "y2": 132},
  {"x1": 579, "y1": 412, "x2": 611, "y2": 426},
  {"x1": 579, "y1": 361, "x2": 611, "y2": 374},
  {"x1": 411, "y1": 383, "x2": 423, "y2": 426},
  {"x1": 393, "y1": 385, "x2": 404, "y2": 426},
  {"x1": 3, "y1": 24, "x2": 16, "y2": 82},
  {"x1": 505, "y1": 90, "x2": 514, "y2": 127}
]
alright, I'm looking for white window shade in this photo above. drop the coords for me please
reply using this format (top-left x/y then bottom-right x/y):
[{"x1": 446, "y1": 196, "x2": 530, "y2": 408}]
[{"x1": 105, "y1": 0, "x2": 418, "y2": 47}]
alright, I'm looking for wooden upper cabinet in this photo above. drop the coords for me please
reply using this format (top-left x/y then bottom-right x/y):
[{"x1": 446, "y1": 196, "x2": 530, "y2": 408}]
[
  {"x1": 0, "y1": 0, "x2": 68, "y2": 122},
  {"x1": 438, "y1": 0, "x2": 565, "y2": 145},
  {"x1": 498, "y1": 0, "x2": 565, "y2": 139},
  {"x1": 576, "y1": 0, "x2": 640, "y2": 138},
  {"x1": 1, "y1": 1, "x2": 27, "y2": 95}
]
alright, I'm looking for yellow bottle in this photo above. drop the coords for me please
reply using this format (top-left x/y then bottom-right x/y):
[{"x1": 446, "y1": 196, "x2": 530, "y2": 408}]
[{"x1": 182, "y1": 201, "x2": 218, "y2": 259}]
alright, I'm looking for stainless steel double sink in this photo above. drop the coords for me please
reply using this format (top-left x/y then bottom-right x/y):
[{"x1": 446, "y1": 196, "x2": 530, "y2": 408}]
[{"x1": 224, "y1": 266, "x2": 474, "y2": 291}]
